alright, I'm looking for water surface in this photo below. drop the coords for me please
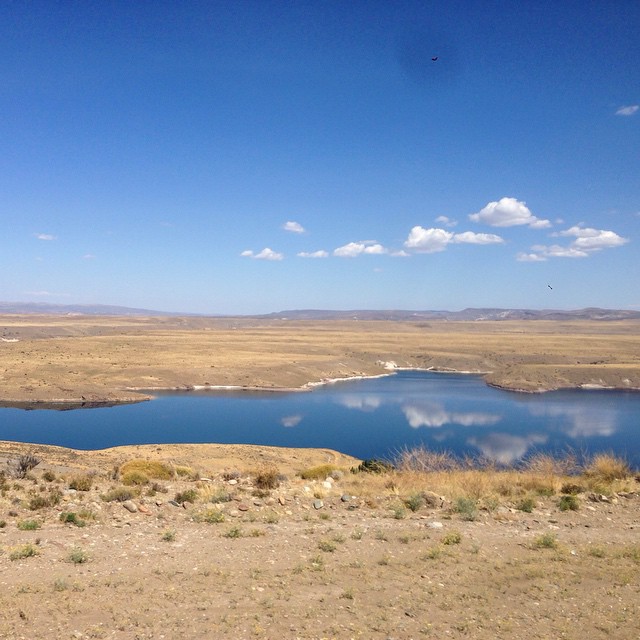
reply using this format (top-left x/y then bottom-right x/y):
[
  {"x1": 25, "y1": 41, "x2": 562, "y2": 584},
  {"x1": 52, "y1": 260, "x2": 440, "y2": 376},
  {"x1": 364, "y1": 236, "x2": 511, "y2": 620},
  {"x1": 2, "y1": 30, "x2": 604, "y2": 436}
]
[{"x1": 0, "y1": 371, "x2": 638, "y2": 466}]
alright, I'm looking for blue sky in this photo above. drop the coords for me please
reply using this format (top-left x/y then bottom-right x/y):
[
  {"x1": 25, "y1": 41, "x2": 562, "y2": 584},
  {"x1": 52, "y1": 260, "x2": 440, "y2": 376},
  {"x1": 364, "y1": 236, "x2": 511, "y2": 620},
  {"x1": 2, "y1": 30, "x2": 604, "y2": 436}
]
[{"x1": 1, "y1": 1, "x2": 638, "y2": 314}]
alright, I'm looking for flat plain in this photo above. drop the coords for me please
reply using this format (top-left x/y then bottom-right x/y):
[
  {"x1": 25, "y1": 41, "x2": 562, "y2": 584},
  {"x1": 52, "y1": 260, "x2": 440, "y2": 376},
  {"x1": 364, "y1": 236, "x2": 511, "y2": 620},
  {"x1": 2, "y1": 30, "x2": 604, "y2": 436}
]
[
  {"x1": 1, "y1": 315, "x2": 640, "y2": 404},
  {"x1": 1, "y1": 315, "x2": 640, "y2": 639}
]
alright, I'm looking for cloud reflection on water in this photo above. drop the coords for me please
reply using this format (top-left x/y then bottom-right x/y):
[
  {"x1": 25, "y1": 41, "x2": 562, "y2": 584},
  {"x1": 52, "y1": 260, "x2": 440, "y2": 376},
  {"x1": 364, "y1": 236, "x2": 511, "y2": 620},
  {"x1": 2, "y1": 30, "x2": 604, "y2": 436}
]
[
  {"x1": 402, "y1": 404, "x2": 501, "y2": 429},
  {"x1": 466, "y1": 433, "x2": 548, "y2": 465},
  {"x1": 281, "y1": 414, "x2": 303, "y2": 428},
  {"x1": 527, "y1": 404, "x2": 617, "y2": 438}
]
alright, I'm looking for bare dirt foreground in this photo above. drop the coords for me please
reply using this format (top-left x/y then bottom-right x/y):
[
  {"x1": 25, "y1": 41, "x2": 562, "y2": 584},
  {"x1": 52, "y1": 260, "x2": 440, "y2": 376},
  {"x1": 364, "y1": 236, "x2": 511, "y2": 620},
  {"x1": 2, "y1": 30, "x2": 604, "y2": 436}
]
[
  {"x1": 0, "y1": 442, "x2": 639, "y2": 640},
  {"x1": 1, "y1": 315, "x2": 640, "y2": 404}
]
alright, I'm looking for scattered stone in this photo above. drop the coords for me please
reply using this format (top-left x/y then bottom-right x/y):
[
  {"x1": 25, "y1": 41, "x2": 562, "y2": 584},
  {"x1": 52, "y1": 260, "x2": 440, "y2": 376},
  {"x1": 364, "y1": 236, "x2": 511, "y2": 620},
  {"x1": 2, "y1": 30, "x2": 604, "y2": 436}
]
[
  {"x1": 238, "y1": 503, "x2": 249, "y2": 512},
  {"x1": 278, "y1": 496, "x2": 286, "y2": 506},
  {"x1": 313, "y1": 499, "x2": 324, "y2": 510},
  {"x1": 138, "y1": 504, "x2": 151, "y2": 515},
  {"x1": 341, "y1": 494, "x2": 352, "y2": 502},
  {"x1": 168, "y1": 500, "x2": 181, "y2": 507},
  {"x1": 428, "y1": 521, "x2": 444, "y2": 529},
  {"x1": 422, "y1": 491, "x2": 446, "y2": 509},
  {"x1": 122, "y1": 501, "x2": 138, "y2": 513},
  {"x1": 322, "y1": 481, "x2": 332, "y2": 489},
  {"x1": 228, "y1": 479, "x2": 238, "y2": 485}
]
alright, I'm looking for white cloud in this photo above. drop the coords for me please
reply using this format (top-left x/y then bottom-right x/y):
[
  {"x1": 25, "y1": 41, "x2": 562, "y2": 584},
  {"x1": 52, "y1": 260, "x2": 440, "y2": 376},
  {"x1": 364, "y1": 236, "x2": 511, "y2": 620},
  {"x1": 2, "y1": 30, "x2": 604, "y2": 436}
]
[
  {"x1": 283, "y1": 221, "x2": 305, "y2": 233},
  {"x1": 453, "y1": 231, "x2": 504, "y2": 245},
  {"x1": 524, "y1": 225, "x2": 629, "y2": 261},
  {"x1": 297, "y1": 250, "x2": 328, "y2": 258},
  {"x1": 404, "y1": 226, "x2": 503, "y2": 253},
  {"x1": 469, "y1": 197, "x2": 551, "y2": 228},
  {"x1": 616, "y1": 105, "x2": 639, "y2": 116},
  {"x1": 404, "y1": 226, "x2": 453, "y2": 253},
  {"x1": 435, "y1": 215, "x2": 457, "y2": 227},
  {"x1": 333, "y1": 241, "x2": 386, "y2": 257},
  {"x1": 240, "y1": 247, "x2": 284, "y2": 261},
  {"x1": 558, "y1": 225, "x2": 629, "y2": 251},
  {"x1": 516, "y1": 252, "x2": 547, "y2": 262},
  {"x1": 35, "y1": 233, "x2": 57, "y2": 241},
  {"x1": 82, "y1": 254, "x2": 96, "y2": 260}
]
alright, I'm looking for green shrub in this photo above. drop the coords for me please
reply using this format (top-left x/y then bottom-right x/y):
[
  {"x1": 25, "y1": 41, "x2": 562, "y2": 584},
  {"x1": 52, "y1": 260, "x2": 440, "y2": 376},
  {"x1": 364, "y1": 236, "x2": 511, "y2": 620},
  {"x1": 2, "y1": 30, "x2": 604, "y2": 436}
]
[
  {"x1": 404, "y1": 493, "x2": 425, "y2": 512},
  {"x1": 175, "y1": 489, "x2": 199, "y2": 504},
  {"x1": 442, "y1": 531, "x2": 462, "y2": 545},
  {"x1": 17, "y1": 519, "x2": 40, "y2": 531},
  {"x1": 101, "y1": 486, "x2": 136, "y2": 502},
  {"x1": 10, "y1": 543, "x2": 39, "y2": 560},
  {"x1": 318, "y1": 540, "x2": 337, "y2": 552},
  {"x1": 196, "y1": 508, "x2": 225, "y2": 524},
  {"x1": 223, "y1": 526, "x2": 243, "y2": 539},
  {"x1": 534, "y1": 533, "x2": 558, "y2": 549},
  {"x1": 68, "y1": 547, "x2": 88, "y2": 564},
  {"x1": 516, "y1": 497, "x2": 536, "y2": 513},
  {"x1": 558, "y1": 494, "x2": 579, "y2": 511},
  {"x1": 454, "y1": 496, "x2": 478, "y2": 521},
  {"x1": 60, "y1": 512, "x2": 86, "y2": 527},
  {"x1": 351, "y1": 459, "x2": 394, "y2": 474}
]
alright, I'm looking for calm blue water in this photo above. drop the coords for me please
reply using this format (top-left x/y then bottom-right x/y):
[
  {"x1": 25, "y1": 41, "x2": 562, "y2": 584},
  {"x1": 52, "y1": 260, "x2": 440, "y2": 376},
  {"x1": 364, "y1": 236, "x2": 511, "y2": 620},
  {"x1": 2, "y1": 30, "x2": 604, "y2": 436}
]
[{"x1": 0, "y1": 371, "x2": 638, "y2": 467}]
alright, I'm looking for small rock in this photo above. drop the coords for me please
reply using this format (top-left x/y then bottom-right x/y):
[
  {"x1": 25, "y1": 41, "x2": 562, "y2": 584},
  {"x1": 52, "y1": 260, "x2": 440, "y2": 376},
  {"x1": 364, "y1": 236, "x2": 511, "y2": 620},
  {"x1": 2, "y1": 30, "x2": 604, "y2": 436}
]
[
  {"x1": 138, "y1": 505, "x2": 151, "y2": 515},
  {"x1": 238, "y1": 503, "x2": 249, "y2": 512},
  {"x1": 168, "y1": 500, "x2": 181, "y2": 507},
  {"x1": 322, "y1": 481, "x2": 332, "y2": 489},
  {"x1": 341, "y1": 494, "x2": 352, "y2": 502},
  {"x1": 313, "y1": 499, "x2": 324, "y2": 510},
  {"x1": 278, "y1": 496, "x2": 286, "y2": 506},
  {"x1": 428, "y1": 521, "x2": 444, "y2": 529},
  {"x1": 122, "y1": 501, "x2": 138, "y2": 513},
  {"x1": 228, "y1": 479, "x2": 238, "y2": 485}
]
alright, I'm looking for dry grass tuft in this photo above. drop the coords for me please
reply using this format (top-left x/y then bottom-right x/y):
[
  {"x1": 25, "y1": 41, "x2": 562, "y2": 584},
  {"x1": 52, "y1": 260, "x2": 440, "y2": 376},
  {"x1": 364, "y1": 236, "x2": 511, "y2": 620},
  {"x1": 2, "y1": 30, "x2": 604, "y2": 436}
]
[
  {"x1": 584, "y1": 453, "x2": 630, "y2": 484},
  {"x1": 119, "y1": 460, "x2": 174, "y2": 481}
]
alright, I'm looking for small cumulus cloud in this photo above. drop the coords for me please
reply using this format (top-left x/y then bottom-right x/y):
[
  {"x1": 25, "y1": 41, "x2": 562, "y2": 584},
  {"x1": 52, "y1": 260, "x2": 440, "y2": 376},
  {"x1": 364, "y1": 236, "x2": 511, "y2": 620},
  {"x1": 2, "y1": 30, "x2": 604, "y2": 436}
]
[
  {"x1": 524, "y1": 225, "x2": 629, "y2": 261},
  {"x1": 297, "y1": 250, "x2": 328, "y2": 258},
  {"x1": 333, "y1": 241, "x2": 387, "y2": 257},
  {"x1": 557, "y1": 225, "x2": 629, "y2": 251},
  {"x1": 82, "y1": 254, "x2": 96, "y2": 260},
  {"x1": 469, "y1": 197, "x2": 551, "y2": 228},
  {"x1": 240, "y1": 247, "x2": 284, "y2": 261},
  {"x1": 404, "y1": 227, "x2": 453, "y2": 253},
  {"x1": 435, "y1": 215, "x2": 457, "y2": 227},
  {"x1": 404, "y1": 226, "x2": 503, "y2": 253},
  {"x1": 35, "y1": 233, "x2": 57, "y2": 241},
  {"x1": 616, "y1": 105, "x2": 639, "y2": 116},
  {"x1": 283, "y1": 221, "x2": 305, "y2": 233}
]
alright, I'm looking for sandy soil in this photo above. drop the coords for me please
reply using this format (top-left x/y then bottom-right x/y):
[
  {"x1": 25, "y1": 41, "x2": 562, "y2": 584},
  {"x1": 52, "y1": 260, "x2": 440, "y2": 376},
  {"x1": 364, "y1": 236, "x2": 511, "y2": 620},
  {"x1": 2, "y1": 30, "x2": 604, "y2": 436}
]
[
  {"x1": 1, "y1": 315, "x2": 640, "y2": 404},
  {"x1": 0, "y1": 442, "x2": 639, "y2": 640}
]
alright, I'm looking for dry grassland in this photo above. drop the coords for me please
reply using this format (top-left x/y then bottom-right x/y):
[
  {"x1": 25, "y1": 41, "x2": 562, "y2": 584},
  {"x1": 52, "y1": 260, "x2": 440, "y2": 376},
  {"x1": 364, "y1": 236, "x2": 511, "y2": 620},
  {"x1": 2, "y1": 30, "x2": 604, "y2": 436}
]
[
  {"x1": 0, "y1": 442, "x2": 639, "y2": 639},
  {"x1": 1, "y1": 315, "x2": 639, "y2": 404}
]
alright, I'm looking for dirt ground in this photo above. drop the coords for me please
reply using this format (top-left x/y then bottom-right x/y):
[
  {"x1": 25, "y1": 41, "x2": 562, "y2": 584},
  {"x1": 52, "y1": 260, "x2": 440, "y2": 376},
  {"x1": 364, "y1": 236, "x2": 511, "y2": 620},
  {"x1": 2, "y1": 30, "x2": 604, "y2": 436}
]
[
  {"x1": 0, "y1": 442, "x2": 639, "y2": 640},
  {"x1": 1, "y1": 315, "x2": 640, "y2": 404}
]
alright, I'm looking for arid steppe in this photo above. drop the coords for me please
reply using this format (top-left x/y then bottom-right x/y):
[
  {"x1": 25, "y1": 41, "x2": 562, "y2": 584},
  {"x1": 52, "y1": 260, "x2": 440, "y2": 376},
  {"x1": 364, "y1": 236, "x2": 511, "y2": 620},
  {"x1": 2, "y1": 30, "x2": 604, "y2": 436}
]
[
  {"x1": 1, "y1": 315, "x2": 640, "y2": 405},
  {"x1": 1, "y1": 315, "x2": 640, "y2": 639}
]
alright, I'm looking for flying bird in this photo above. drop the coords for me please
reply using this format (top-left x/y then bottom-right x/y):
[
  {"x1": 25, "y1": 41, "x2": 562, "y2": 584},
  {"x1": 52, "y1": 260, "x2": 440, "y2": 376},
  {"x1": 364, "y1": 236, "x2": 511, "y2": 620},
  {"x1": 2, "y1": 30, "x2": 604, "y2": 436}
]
[
  {"x1": 431, "y1": 56, "x2": 438, "y2": 61},
  {"x1": 547, "y1": 284, "x2": 553, "y2": 290}
]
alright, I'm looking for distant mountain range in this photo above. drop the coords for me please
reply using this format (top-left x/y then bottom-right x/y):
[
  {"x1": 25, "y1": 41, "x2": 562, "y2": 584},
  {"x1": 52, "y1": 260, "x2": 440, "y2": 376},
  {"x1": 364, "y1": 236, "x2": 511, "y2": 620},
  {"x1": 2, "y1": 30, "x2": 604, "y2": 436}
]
[
  {"x1": 0, "y1": 302, "x2": 179, "y2": 316},
  {"x1": 1, "y1": 302, "x2": 639, "y2": 321},
  {"x1": 262, "y1": 308, "x2": 640, "y2": 321}
]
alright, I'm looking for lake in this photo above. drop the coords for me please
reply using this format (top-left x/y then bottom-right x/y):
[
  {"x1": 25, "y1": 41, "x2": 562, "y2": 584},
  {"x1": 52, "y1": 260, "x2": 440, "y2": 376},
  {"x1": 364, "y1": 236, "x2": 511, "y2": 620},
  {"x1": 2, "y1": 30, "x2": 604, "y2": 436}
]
[{"x1": 1, "y1": 370, "x2": 638, "y2": 467}]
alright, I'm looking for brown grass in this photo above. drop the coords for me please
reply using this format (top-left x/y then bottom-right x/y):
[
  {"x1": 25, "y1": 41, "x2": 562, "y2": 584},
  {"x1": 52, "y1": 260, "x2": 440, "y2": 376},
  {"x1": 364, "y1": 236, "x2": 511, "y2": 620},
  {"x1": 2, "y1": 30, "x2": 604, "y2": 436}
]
[{"x1": 119, "y1": 460, "x2": 174, "y2": 481}]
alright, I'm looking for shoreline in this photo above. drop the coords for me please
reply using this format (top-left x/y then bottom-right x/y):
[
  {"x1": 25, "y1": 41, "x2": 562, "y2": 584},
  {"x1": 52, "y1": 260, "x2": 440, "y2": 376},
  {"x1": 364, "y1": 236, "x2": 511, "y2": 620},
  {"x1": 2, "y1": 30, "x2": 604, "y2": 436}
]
[{"x1": 2, "y1": 366, "x2": 639, "y2": 410}]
